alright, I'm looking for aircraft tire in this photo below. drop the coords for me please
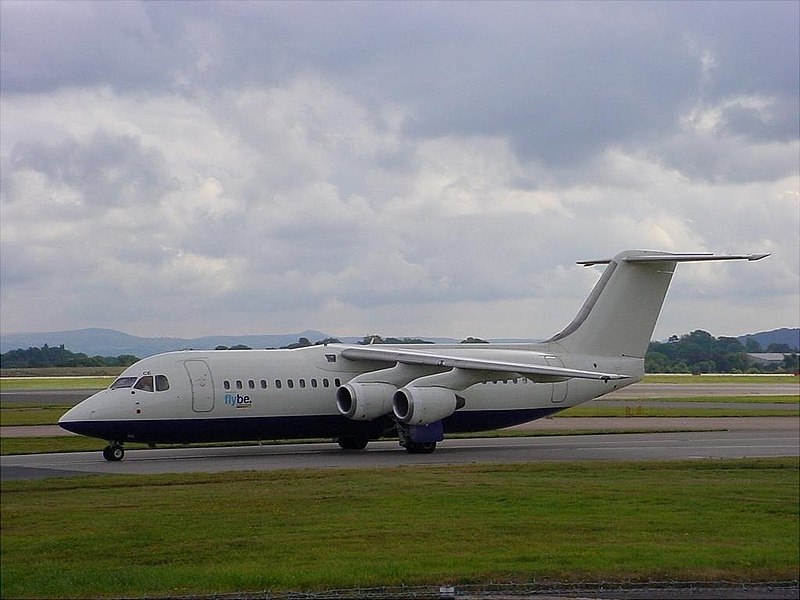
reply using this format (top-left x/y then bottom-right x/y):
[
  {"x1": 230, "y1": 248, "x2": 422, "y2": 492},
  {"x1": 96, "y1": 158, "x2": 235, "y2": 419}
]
[
  {"x1": 337, "y1": 436, "x2": 369, "y2": 450},
  {"x1": 103, "y1": 444, "x2": 125, "y2": 462},
  {"x1": 405, "y1": 441, "x2": 436, "y2": 454}
]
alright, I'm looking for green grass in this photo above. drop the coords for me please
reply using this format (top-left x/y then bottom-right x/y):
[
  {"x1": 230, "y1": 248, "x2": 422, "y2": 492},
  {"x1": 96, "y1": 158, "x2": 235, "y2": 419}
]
[
  {"x1": 0, "y1": 376, "x2": 112, "y2": 391},
  {"x1": 1, "y1": 459, "x2": 797, "y2": 599},
  {"x1": 642, "y1": 374, "x2": 799, "y2": 384},
  {"x1": 0, "y1": 404, "x2": 74, "y2": 426},
  {"x1": 559, "y1": 406, "x2": 799, "y2": 418},
  {"x1": 602, "y1": 395, "x2": 798, "y2": 404}
]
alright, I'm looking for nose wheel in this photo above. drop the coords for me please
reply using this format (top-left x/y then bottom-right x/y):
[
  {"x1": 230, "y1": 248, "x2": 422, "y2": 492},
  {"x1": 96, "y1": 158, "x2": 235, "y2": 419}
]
[{"x1": 102, "y1": 443, "x2": 125, "y2": 462}]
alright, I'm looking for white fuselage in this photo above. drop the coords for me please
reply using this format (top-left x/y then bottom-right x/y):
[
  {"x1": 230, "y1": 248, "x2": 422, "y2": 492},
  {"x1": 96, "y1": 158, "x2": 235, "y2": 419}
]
[{"x1": 59, "y1": 343, "x2": 641, "y2": 445}]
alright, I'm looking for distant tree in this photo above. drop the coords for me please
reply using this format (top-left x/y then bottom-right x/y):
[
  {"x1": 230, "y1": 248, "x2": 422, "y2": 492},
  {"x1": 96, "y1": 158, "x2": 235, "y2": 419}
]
[
  {"x1": 229, "y1": 344, "x2": 252, "y2": 350},
  {"x1": 314, "y1": 338, "x2": 342, "y2": 345},
  {"x1": 215, "y1": 345, "x2": 229, "y2": 350},
  {"x1": 744, "y1": 337, "x2": 763, "y2": 352},
  {"x1": 646, "y1": 330, "x2": 748, "y2": 374},
  {"x1": 384, "y1": 337, "x2": 434, "y2": 344},
  {"x1": 782, "y1": 353, "x2": 799, "y2": 373},
  {"x1": 0, "y1": 345, "x2": 139, "y2": 368},
  {"x1": 460, "y1": 337, "x2": 489, "y2": 344},
  {"x1": 358, "y1": 335, "x2": 384, "y2": 345},
  {"x1": 283, "y1": 337, "x2": 312, "y2": 349},
  {"x1": 766, "y1": 343, "x2": 793, "y2": 353}
]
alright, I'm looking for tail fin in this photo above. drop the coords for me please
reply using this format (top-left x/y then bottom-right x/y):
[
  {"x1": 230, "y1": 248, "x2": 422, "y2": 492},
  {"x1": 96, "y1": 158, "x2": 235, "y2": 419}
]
[{"x1": 545, "y1": 250, "x2": 769, "y2": 358}]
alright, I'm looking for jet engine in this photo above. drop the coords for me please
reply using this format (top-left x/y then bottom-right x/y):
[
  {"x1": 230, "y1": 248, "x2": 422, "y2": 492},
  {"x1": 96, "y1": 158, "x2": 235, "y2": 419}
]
[
  {"x1": 392, "y1": 387, "x2": 462, "y2": 425},
  {"x1": 336, "y1": 382, "x2": 396, "y2": 421}
]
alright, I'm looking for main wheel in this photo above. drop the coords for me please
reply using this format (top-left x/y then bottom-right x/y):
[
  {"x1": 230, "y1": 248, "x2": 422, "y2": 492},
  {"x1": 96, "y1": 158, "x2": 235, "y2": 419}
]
[
  {"x1": 103, "y1": 444, "x2": 125, "y2": 462},
  {"x1": 337, "y1": 436, "x2": 369, "y2": 450},
  {"x1": 405, "y1": 441, "x2": 436, "y2": 454}
]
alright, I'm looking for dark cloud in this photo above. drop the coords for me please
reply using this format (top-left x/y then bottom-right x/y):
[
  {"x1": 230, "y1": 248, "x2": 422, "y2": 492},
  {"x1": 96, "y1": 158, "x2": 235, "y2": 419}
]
[
  {"x1": 7, "y1": 132, "x2": 172, "y2": 210},
  {"x1": 0, "y1": 1, "x2": 796, "y2": 337}
]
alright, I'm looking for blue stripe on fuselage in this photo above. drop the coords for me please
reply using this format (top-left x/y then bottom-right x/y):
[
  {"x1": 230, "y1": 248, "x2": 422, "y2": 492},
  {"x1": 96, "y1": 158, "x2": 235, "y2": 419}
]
[{"x1": 59, "y1": 407, "x2": 562, "y2": 444}]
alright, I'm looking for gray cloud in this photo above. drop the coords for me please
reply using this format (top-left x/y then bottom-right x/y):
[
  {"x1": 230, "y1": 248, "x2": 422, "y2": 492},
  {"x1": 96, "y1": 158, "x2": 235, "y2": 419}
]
[{"x1": 0, "y1": 1, "x2": 797, "y2": 339}]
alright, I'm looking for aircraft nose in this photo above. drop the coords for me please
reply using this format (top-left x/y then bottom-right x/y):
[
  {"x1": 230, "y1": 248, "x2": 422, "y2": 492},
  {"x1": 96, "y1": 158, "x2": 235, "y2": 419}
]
[{"x1": 58, "y1": 391, "x2": 104, "y2": 434}]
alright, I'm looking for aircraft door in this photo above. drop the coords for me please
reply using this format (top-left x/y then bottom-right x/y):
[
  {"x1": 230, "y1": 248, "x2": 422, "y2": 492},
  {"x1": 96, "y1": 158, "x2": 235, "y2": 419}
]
[
  {"x1": 184, "y1": 360, "x2": 215, "y2": 412},
  {"x1": 545, "y1": 356, "x2": 568, "y2": 403}
]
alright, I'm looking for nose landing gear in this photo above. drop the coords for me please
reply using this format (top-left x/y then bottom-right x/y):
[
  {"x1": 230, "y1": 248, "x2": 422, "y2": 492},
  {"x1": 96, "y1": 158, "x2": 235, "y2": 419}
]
[{"x1": 102, "y1": 442, "x2": 125, "y2": 462}]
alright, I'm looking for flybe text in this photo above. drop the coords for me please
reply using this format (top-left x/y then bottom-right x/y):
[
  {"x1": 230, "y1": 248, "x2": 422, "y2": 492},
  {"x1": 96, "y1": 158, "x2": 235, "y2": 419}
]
[{"x1": 225, "y1": 393, "x2": 252, "y2": 408}]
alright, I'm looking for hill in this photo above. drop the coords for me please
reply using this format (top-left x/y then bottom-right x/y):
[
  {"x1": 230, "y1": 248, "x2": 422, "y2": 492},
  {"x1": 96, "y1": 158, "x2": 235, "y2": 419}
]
[
  {"x1": 0, "y1": 328, "x2": 332, "y2": 359},
  {"x1": 2, "y1": 327, "x2": 795, "y2": 360},
  {"x1": 737, "y1": 328, "x2": 799, "y2": 352}
]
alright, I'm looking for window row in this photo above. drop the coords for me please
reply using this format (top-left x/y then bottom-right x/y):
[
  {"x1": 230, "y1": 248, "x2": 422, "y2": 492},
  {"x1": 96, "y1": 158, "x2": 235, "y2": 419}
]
[{"x1": 223, "y1": 377, "x2": 342, "y2": 391}]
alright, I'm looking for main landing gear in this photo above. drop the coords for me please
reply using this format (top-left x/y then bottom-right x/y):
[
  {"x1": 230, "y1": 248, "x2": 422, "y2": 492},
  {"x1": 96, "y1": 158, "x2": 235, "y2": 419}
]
[
  {"x1": 397, "y1": 422, "x2": 441, "y2": 454},
  {"x1": 336, "y1": 435, "x2": 370, "y2": 450},
  {"x1": 102, "y1": 442, "x2": 125, "y2": 462}
]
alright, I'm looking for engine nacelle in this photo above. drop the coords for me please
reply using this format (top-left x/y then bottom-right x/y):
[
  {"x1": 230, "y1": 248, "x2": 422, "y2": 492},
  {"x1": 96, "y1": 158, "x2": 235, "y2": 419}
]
[
  {"x1": 336, "y1": 382, "x2": 396, "y2": 421},
  {"x1": 392, "y1": 387, "x2": 459, "y2": 425}
]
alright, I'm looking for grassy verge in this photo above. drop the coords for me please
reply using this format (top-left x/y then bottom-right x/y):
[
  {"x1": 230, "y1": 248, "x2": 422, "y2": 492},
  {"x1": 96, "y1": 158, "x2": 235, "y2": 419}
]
[
  {"x1": 1, "y1": 405, "x2": 74, "y2": 426},
  {"x1": 642, "y1": 374, "x2": 798, "y2": 384},
  {"x1": 0, "y1": 377, "x2": 112, "y2": 391},
  {"x1": 559, "y1": 406, "x2": 799, "y2": 418},
  {"x1": 2, "y1": 458, "x2": 797, "y2": 599},
  {"x1": 602, "y1": 395, "x2": 798, "y2": 404}
]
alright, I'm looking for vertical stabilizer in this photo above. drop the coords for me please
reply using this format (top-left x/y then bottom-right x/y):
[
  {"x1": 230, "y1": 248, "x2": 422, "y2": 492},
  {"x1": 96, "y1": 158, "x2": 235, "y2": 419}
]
[{"x1": 545, "y1": 250, "x2": 769, "y2": 358}]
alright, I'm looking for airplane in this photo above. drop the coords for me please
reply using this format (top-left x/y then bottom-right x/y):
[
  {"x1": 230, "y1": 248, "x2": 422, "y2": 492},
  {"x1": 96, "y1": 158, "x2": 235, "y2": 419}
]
[{"x1": 58, "y1": 249, "x2": 769, "y2": 461}]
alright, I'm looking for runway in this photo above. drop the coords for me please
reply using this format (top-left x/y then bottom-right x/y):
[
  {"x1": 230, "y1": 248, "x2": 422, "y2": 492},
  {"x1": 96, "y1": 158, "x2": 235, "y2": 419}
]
[{"x1": 3, "y1": 421, "x2": 797, "y2": 480}]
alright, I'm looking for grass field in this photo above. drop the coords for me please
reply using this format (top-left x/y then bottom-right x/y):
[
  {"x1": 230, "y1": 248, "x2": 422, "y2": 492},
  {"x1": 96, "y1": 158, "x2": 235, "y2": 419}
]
[{"x1": 1, "y1": 458, "x2": 797, "y2": 599}]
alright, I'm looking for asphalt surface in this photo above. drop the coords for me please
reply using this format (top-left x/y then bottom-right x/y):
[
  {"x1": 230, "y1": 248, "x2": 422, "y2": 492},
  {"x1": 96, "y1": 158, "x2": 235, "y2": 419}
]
[{"x1": 3, "y1": 422, "x2": 798, "y2": 480}]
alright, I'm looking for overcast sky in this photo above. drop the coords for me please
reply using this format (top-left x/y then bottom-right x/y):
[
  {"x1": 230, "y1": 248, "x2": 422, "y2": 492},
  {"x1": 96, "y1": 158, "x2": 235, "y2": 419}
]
[{"x1": 1, "y1": 0, "x2": 798, "y2": 342}]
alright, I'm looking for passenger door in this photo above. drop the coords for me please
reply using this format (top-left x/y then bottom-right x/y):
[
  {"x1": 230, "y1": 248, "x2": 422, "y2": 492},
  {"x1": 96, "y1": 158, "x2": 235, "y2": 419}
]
[{"x1": 184, "y1": 360, "x2": 214, "y2": 412}]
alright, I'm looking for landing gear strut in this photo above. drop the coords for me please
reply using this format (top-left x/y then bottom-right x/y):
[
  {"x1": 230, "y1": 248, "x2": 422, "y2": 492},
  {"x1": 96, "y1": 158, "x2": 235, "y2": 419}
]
[{"x1": 102, "y1": 442, "x2": 125, "y2": 462}]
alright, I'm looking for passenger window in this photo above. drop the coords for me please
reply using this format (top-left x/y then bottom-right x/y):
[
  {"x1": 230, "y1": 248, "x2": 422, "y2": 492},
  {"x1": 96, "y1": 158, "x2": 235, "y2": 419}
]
[
  {"x1": 334, "y1": 378, "x2": 341, "y2": 387},
  {"x1": 299, "y1": 379, "x2": 306, "y2": 388},
  {"x1": 260, "y1": 379, "x2": 267, "y2": 389},
  {"x1": 287, "y1": 379, "x2": 294, "y2": 389},
  {"x1": 236, "y1": 380, "x2": 243, "y2": 390},
  {"x1": 224, "y1": 380, "x2": 231, "y2": 390},
  {"x1": 322, "y1": 379, "x2": 329, "y2": 388},
  {"x1": 248, "y1": 380, "x2": 255, "y2": 389},
  {"x1": 275, "y1": 380, "x2": 282, "y2": 389},
  {"x1": 134, "y1": 375, "x2": 154, "y2": 392},
  {"x1": 155, "y1": 375, "x2": 170, "y2": 391},
  {"x1": 311, "y1": 379, "x2": 317, "y2": 388}
]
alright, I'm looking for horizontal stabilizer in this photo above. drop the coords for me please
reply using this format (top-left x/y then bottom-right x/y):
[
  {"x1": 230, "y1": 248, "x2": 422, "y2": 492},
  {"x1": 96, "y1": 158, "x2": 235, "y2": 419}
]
[{"x1": 578, "y1": 252, "x2": 770, "y2": 266}]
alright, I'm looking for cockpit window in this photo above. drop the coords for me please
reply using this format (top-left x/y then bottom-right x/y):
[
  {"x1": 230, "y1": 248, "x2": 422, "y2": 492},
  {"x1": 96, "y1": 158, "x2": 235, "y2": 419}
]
[
  {"x1": 110, "y1": 377, "x2": 137, "y2": 390},
  {"x1": 134, "y1": 375, "x2": 154, "y2": 392},
  {"x1": 155, "y1": 375, "x2": 170, "y2": 391}
]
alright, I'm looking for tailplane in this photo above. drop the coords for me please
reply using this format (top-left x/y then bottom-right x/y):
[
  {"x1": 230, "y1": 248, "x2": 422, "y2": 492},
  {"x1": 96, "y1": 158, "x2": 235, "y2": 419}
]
[{"x1": 545, "y1": 250, "x2": 769, "y2": 358}]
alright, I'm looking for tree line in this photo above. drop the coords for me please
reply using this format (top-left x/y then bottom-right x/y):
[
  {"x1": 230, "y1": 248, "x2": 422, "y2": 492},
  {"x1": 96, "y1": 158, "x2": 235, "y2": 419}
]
[
  {"x1": 0, "y1": 344, "x2": 139, "y2": 369},
  {"x1": 2, "y1": 331, "x2": 797, "y2": 373},
  {"x1": 646, "y1": 330, "x2": 798, "y2": 374}
]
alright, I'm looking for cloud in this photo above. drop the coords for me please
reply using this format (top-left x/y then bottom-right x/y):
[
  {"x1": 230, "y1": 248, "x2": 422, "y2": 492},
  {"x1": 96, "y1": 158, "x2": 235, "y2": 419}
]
[{"x1": 0, "y1": 1, "x2": 797, "y2": 340}]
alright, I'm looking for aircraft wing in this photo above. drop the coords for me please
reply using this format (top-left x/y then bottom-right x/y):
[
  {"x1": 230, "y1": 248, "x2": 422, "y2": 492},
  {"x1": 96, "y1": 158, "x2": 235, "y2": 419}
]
[{"x1": 340, "y1": 346, "x2": 629, "y2": 382}]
